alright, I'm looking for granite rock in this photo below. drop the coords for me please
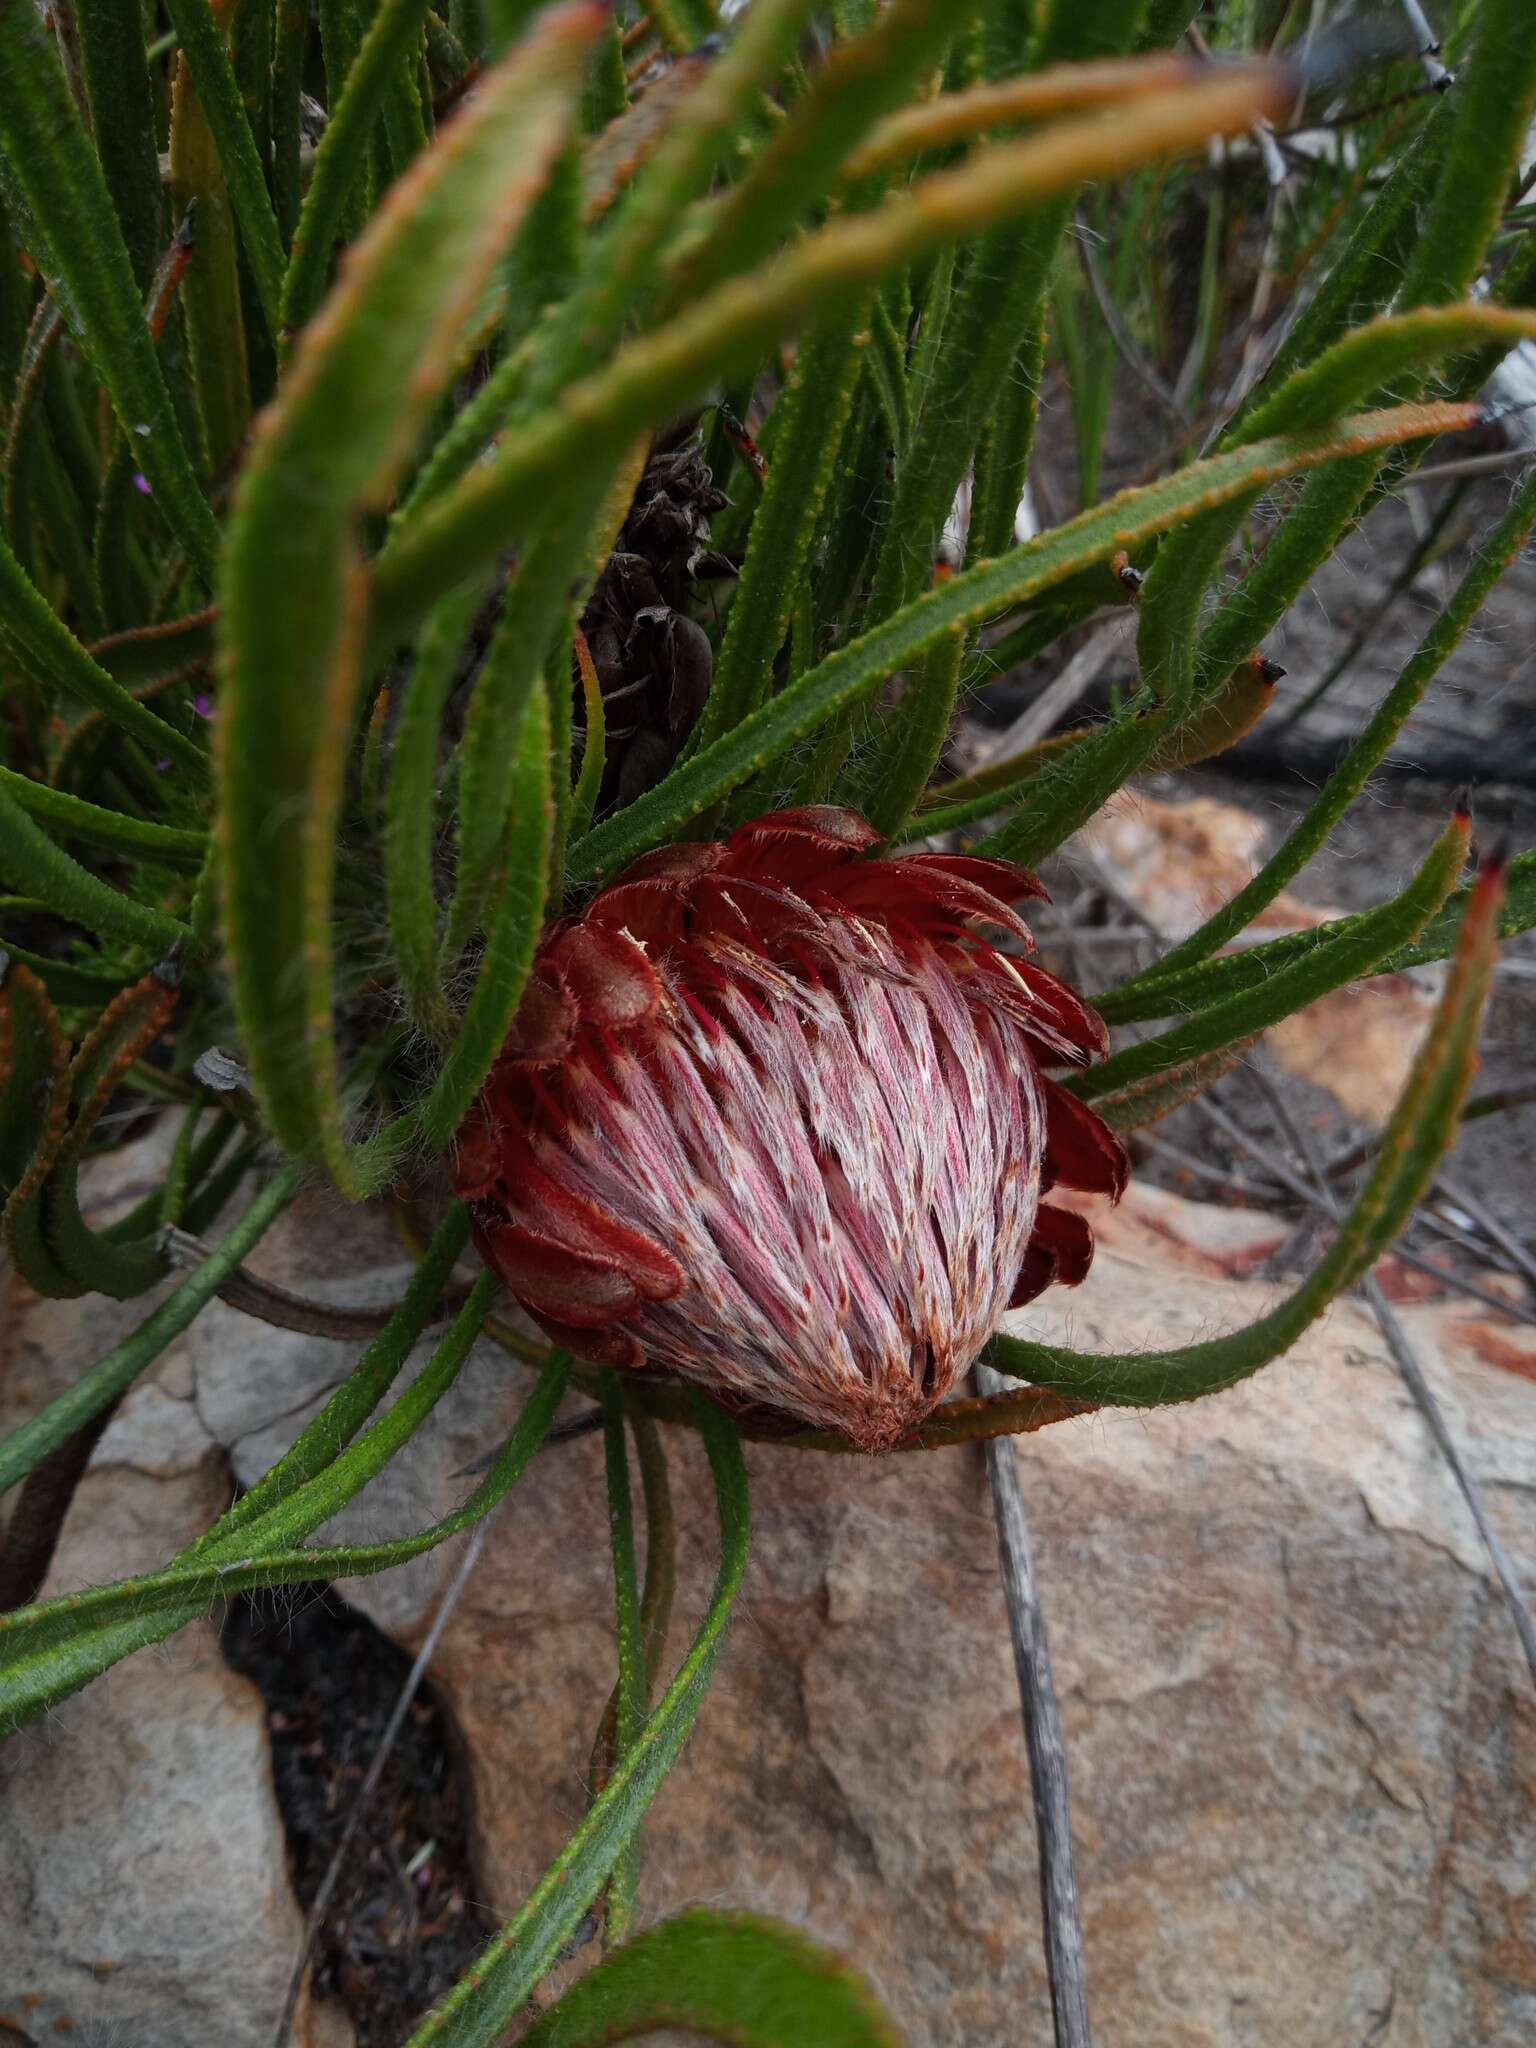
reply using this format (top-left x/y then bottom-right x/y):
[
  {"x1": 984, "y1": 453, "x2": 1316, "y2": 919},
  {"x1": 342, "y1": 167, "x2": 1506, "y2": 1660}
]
[
  {"x1": 0, "y1": 1427, "x2": 351, "y2": 2047},
  {"x1": 6, "y1": 1147, "x2": 1534, "y2": 2047},
  {"x1": 406, "y1": 1183, "x2": 1536, "y2": 2047},
  {"x1": 1081, "y1": 791, "x2": 1441, "y2": 1126}
]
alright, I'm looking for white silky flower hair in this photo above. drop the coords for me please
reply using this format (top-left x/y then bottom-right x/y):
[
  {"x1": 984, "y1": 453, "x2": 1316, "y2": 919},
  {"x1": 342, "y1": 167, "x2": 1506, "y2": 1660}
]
[{"x1": 453, "y1": 807, "x2": 1126, "y2": 1451}]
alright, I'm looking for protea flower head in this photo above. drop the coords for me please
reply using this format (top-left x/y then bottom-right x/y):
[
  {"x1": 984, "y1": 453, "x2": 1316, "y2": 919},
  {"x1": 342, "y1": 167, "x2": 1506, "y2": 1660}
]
[{"x1": 453, "y1": 807, "x2": 1127, "y2": 1451}]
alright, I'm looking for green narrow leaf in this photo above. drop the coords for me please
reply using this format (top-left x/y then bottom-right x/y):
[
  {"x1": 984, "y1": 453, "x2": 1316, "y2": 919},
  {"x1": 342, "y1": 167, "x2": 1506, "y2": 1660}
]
[
  {"x1": 232, "y1": 0, "x2": 276, "y2": 180},
  {"x1": 861, "y1": 0, "x2": 1150, "y2": 640},
  {"x1": 1196, "y1": 0, "x2": 1536, "y2": 694},
  {"x1": 0, "y1": 953, "x2": 74, "y2": 1299},
  {"x1": 584, "y1": 1405, "x2": 680, "y2": 1842},
  {"x1": 1076, "y1": 814, "x2": 1469, "y2": 1102},
  {"x1": 864, "y1": 295, "x2": 911, "y2": 458},
  {"x1": 271, "y1": 0, "x2": 310, "y2": 244},
  {"x1": 0, "y1": 1, "x2": 219, "y2": 580},
  {"x1": 904, "y1": 243, "x2": 954, "y2": 440},
  {"x1": 431, "y1": 7, "x2": 476, "y2": 74},
  {"x1": 179, "y1": 1133, "x2": 262, "y2": 1236},
  {"x1": 319, "y1": 0, "x2": 372, "y2": 122},
  {"x1": 3, "y1": 290, "x2": 66, "y2": 579},
  {"x1": 381, "y1": 18, "x2": 432, "y2": 176},
  {"x1": 169, "y1": 54, "x2": 253, "y2": 472},
  {"x1": 1140, "y1": 300, "x2": 1536, "y2": 743},
  {"x1": 74, "y1": 0, "x2": 168, "y2": 291},
  {"x1": 696, "y1": 309, "x2": 869, "y2": 748},
  {"x1": 568, "y1": 622, "x2": 607, "y2": 841},
  {"x1": 0, "y1": 533, "x2": 210, "y2": 760},
  {"x1": 106, "y1": 1111, "x2": 237, "y2": 1251},
  {"x1": 598, "y1": 1375, "x2": 646, "y2": 1945},
  {"x1": 89, "y1": 606, "x2": 219, "y2": 687},
  {"x1": 810, "y1": 385, "x2": 886, "y2": 645},
  {"x1": 1029, "y1": 303, "x2": 1536, "y2": 862},
  {"x1": 519, "y1": 1909, "x2": 905, "y2": 2048},
  {"x1": 360, "y1": 675, "x2": 391, "y2": 821},
  {"x1": 1192, "y1": 450, "x2": 1380, "y2": 704},
  {"x1": 93, "y1": 438, "x2": 154, "y2": 633},
  {"x1": 30, "y1": 371, "x2": 106, "y2": 636},
  {"x1": 1096, "y1": 844, "x2": 1536, "y2": 1029},
  {"x1": 1253, "y1": 302, "x2": 1536, "y2": 447},
  {"x1": 0, "y1": 960, "x2": 67, "y2": 1203},
  {"x1": 368, "y1": 60, "x2": 1295, "y2": 655},
  {"x1": 216, "y1": 1334, "x2": 565, "y2": 1574},
  {"x1": 1197, "y1": 329, "x2": 1536, "y2": 693},
  {"x1": 282, "y1": 0, "x2": 436, "y2": 338},
  {"x1": 892, "y1": 752, "x2": 1064, "y2": 844},
  {"x1": 392, "y1": 328, "x2": 536, "y2": 526},
  {"x1": 1395, "y1": 0, "x2": 1536, "y2": 312},
  {"x1": 0, "y1": 1163, "x2": 303, "y2": 1500},
  {"x1": 669, "y1": 0, "x2": 961, "y2": 305},
  {"x1": 978, "y1": 854, "x2": 1506, "y2": 1415},
  {"x1": 0, "y1": 193, "x2": 27, "y2": 394},
  {"x1": 505, "y1": 139, "x2": 582, "y2": 348},
  {"x1": 420, "y1": 674, "x2": 552, "y2": 1152},
  {"x1": 582, "y1": 3, "x2": 626, "y2": 129},
  {"x1": 157, "y1": 1102, "x2": 205, "y2": 1230},
  {"x1": 1370, "y1": 849, "x2": 1536, "y2": 978},
  {"x1": 0, "y1": 944, "x2": 130, "y2": 1009},
  {"x1": 0, "y1": 1345, "x2": 570, "y2": 1733},
  {"x1": 565, "y1": 400, "x2": 1477, "y2": 887},
  {"x1": 188, "y1": 1202, "x2": 472, "y2": 1554},
  {"x1": 217, "y1": 0, "x2": 597, "y2": 1178},
  {"x1": 633, "y1": 1413, "x2": 676, "y2": 1691},
  {"x1": 1256, "y1": 117, "x2": 1444, "y2": 408},
  {"x1": 1089, "y1": 1040, "x2": 1257, "y2": 1139},
  {"x1": 1118, "y1": 462, "x2": 1536, "y2": 990},
  {"x1": 196, "y1": 1270, "x2": 501, "y2": 1561},
  {"x1": 385, "y1": 583, "x2": 484, "y2": 1044},
  {"x1": 0, "y1": 785, "x2": 193, "y2": 954},
  {"x1": 0, "y1": 764, "x2": 204, "y2": 867},
  {"x1": 95, "y1": 204, "x2": 201, "y2": 626},
  {"x1": 971, "y1": 704, "x2": 1159, "y2": 870},
  {"x1": 520, "y1": 0, "x2": 823, "y2": 412},
  {"x1": 863, "y1": 623, "x2": 965, "y2": 837},
  {"x1": 402, "y1": 1395, "x2": 750, "y2": 2048},
  {"x1": 966, "y1": 311, "x2": 1045, "y2": 567},
  {"x1": 162, "y1": 0, "x2": 287, "y2": 339},
  {"x1": 445, "y1": 497, "x2": 591, "y2": 953},
  {"x1": 32, "y1": 972, "x2": 183, "y2": 1300}
]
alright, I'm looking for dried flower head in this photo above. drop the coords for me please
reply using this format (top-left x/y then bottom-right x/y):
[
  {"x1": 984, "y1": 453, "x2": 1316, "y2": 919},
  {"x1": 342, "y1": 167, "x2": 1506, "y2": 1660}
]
[{"x1": 453, "y1": 807, "x2": 1126, "y2": 1450}]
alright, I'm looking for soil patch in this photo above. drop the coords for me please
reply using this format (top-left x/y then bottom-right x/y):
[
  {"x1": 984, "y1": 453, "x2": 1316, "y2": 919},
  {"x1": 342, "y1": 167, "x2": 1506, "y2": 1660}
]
[{"x1": 222, "y1": 1589, "x2": 494, "y2": 2047}]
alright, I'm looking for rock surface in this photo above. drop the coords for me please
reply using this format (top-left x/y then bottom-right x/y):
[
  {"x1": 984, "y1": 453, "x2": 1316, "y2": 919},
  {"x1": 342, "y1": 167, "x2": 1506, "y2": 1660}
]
[
  {"x1": 0, "y1": 1146, "x2": 396, "y2": 2048},
  {"x1": 4, "y1": 1149, "x2": 1535, "y2": 2047},
  {"x1": 405, "y1": 1183, "x2": 1536, "y2": 2048},
  {"x1": 1081, "y1": 791, "x2": 1442, "y2": 1126},
  {"x1": 0, "y1": 1426, "x2": 340, "y2": 2047}
]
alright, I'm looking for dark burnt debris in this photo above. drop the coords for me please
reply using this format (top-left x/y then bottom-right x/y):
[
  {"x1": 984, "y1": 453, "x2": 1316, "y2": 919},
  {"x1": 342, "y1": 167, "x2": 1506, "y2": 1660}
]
[
  {"x1": 578, "y1": 420, "x2": 736, "y2": 810},
  {"x1": 222, "y1": 1588, "x2": 492, "y2": 2046}
]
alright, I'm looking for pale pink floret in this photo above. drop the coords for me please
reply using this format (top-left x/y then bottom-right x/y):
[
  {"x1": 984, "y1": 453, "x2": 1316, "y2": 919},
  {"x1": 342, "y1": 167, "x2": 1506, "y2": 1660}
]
[
  {"x1": 454, "y1": 807, "x2": 1125, "y2": 1452},
  {"x1": 546, "y1": 932, "x2": 1044, "y2": 1448}
]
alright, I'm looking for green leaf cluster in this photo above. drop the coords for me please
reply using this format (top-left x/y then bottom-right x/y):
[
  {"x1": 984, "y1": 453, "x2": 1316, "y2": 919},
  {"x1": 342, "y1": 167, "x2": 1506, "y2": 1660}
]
[{"x1": 1, "y1": 1, "x2": 1531, "y2": 2034}]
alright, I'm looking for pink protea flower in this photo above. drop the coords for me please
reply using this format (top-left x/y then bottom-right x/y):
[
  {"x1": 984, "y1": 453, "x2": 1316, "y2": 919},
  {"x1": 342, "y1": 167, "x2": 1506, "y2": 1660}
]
[{"x1": 453, "y1": 807, "x2": 1126, "y2": 1451}]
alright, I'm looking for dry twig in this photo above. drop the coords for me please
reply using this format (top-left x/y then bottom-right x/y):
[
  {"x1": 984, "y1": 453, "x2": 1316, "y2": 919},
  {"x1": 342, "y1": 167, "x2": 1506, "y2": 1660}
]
[
  {"x1": 1240, "y1": 1062, "x2": 1536, "y2": 1693},
  {"x1": 976, "y1": 1359, "x2": 1094, "y2": 2048}
]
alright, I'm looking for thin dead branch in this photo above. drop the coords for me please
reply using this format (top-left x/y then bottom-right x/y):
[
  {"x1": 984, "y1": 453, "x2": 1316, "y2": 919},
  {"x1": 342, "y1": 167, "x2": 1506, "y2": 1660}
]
[{"x1": 976, "y1": 1359, "x2": 1094, "y2": 2048}]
